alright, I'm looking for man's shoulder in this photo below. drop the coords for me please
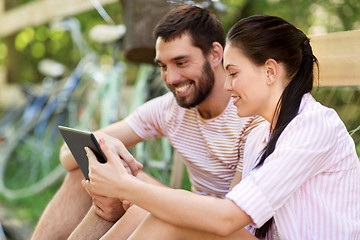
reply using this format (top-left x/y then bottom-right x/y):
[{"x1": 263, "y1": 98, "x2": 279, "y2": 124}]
[{"x1": 143, "y1": 92, "x2": 178, "y2": 111}]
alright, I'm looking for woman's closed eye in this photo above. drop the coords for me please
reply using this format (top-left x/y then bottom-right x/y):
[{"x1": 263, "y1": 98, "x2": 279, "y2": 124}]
[{"x1": 227, "y1": 72, "x2": 238, "y2": 79}]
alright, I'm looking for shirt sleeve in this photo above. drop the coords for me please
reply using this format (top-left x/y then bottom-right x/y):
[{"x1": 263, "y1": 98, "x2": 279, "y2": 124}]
[
  {"x1": 226, "y1": 107, "x2": 341, "y2": 227},
  {"x1": 125, "y1": 92, "x2": 174, "y2": 140}
]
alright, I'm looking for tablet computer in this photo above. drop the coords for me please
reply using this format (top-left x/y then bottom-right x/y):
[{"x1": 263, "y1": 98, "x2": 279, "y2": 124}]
[{"x1": 58, "y1": 125, "x2": 107, "y2": 180}]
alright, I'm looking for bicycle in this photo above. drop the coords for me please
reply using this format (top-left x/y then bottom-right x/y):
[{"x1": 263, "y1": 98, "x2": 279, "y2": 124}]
[
  {"x1": 0, "y1": 17, "x2": 127, "y2": 199},
  {"x1": 90, "y1": 0, "x2": 176, "y2": 186},
  {"x1": 75, "y1": 23, "x2": 127, "y2": 130},
  {"x1": 0, "y1": 56, "x2": 83, "y2": 199},
  {"x1": 128, "y1": 64, "x2": 175, "y2": 185},
  {"x1": 87, "y1": 0, "x2": 176, "y2": 186}
]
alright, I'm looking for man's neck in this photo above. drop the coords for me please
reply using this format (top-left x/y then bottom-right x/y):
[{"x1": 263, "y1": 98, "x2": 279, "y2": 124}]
[{"x1": 196, "y1": 70, "x2": 231, "y2": 119}]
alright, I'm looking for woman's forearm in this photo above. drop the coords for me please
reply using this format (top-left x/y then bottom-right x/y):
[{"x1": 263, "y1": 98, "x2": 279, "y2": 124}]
[
  {"x1": 86, "y1": 138, "x2": 253, "y2": 236},
  {"x1": 118, "y1": 176, "x2": 252, "y2": 236}
]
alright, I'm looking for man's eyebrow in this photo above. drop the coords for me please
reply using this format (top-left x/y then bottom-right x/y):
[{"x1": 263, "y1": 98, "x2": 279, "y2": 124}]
[
  {"x1": 154, "y1": 55, "x2": 189, "y2": 65},
  {"x1": 171, "y1": 55, "x2": 188, "y2": 61}
]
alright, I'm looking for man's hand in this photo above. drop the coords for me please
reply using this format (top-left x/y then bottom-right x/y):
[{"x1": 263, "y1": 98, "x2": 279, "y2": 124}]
[
  {"x1": 81, "y1": 178, "x2": 126, "y2": 221},
  {"x1": 93, "y1": 132, "x2": 143, "y2": 176},
  {"x1": 92, "y1": 195, "x2": 126, "y2": 222}
]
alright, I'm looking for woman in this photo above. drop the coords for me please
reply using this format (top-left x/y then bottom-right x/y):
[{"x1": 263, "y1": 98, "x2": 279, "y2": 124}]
[{"x1": 85, "y1": 15, "x2": 360, "y2": 239}]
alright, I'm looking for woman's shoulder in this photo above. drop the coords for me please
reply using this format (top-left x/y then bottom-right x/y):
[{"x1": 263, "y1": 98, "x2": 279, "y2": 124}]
[
  {"x1": 297, "y1": 94, "x2": 343, "y2": 129},
  {"x1": 285, "y1": 94, "x2": 348, "y2": 144}
]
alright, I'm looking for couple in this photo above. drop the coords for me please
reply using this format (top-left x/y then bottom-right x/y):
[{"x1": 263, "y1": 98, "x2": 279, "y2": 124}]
[{"x1": 32, "y1": 6, "x2": 360, "y2": 240}]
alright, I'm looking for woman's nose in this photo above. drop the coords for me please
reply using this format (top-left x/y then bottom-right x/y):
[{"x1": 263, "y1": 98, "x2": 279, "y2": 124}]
[{"x1": 224, "y1": 76, "x2": 233, "y2": 92}]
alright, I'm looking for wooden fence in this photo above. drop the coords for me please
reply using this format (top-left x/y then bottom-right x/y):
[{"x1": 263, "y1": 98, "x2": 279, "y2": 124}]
[
  {"x1": 311, "y1": 30, "x2": 360, "y2": 87},
  {"x1": 0, "y1": 0, "x2": 117, "y2": 38}
]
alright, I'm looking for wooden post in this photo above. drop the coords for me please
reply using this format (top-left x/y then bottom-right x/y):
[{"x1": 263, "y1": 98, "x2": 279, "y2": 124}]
[
  {"x1": 170, "y1": 150, "x2": 185, "y2": 189},
  {"x1": 3, "y1": 0, "x2": 20, "y2": 84},
  {"x1": 0, "y1": 0, "x2": 4, "y2": 13},
  {"x1": 311, "y1": 30, "x2": 360, "y2": 87}
]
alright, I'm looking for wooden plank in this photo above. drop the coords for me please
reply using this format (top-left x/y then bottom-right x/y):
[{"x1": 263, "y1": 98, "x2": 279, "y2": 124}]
[
  {"x1": 310, "y1": 30, "x2": 360, "y2": 87},
  {"x1": 170, "y1": 150, "x2": 184, "y2": 189},
  {"x1": 0, "y1": 0, "x2": 4, "y2": 13},
  {"x1": 0, "y1": 66, "x2": 25, "y2": 109},
  {"x1": 0, "y1": 0, "x2": 118, "y2": 38}
]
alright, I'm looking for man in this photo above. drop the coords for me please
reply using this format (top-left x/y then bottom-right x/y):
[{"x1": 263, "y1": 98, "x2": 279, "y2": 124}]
[{"x1": 31, "y1": 5, "x2": 263, "y2": 240}]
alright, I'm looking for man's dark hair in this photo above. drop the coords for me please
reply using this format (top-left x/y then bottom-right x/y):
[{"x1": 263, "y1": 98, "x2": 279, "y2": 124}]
[{"x1": 154, "y1": 5, "x2": 225, "y2": 56}]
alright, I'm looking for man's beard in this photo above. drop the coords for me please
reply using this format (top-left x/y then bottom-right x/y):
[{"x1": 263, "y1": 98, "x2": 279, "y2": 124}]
[{"x1": 168, "y1": 60, "x2": 215, "y2": 108}]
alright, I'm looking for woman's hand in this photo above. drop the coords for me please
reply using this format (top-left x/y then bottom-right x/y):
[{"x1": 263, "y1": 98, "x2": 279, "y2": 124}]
[
  {"x1": 93, "y1": 132, "x2": 143, "y2": 176},
  {"x1": 84, "y1": 137, "x2": 133, "y2": 200}
]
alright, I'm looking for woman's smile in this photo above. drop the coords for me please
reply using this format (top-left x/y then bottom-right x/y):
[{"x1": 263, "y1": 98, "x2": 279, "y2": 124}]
[{"x1": 231, "y1": 95, "x2": 241, "y2": 105}]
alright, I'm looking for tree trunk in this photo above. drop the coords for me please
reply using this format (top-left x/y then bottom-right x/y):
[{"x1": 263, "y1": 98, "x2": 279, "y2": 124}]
[
  {"x1": 120, "y1": 0, "x2": 172, "y2": 64},
  {"x1": 4, "y1": 0, "x2": 20, "y2": 83}
]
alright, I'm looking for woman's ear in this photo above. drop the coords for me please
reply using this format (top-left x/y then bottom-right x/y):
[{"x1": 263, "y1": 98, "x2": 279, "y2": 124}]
[
  {"x1": 264, "y1": 58, "x2": 278, "y2": 85},
  {"x1": 209, "y1": 42, "x2": 223, "y2": 67}
]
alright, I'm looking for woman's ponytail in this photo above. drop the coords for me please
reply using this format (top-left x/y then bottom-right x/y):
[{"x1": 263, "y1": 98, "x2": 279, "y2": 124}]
[{"x1": 227, "y1": 16, "x2": 318, "y2": 239}]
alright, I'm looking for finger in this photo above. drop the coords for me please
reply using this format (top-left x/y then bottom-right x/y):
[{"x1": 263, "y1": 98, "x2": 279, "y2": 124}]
[
  {"x1": 100, "y1": 138, "x2": 140, "y2": 176},
  {"x1": 137, "y1": 162, "x2": 144, "y2": 170},
  {"x1": 85, "y1": 146, "x2": 100, "y2": 175},
  {"x1": 82, "y1": 179, "x2": 91, "y2": 194},
  {"x1": 121, "y1": 160, "x2": 132, "y2": 174},
  {"x1": 82, "y1": 179, "x2": 86, "y2": 187},
  {"x1": 118, "y1": 151, "x2": 140, "y2": 176},
  {"x1": 81, "y1": 179, "x2": 89, "y2": 194},
  {"x1": 93, "y1": 204, "x2": 106, "y2": 219},
  {"x1": 98, "y1": 138, "x2": 122, "y2": 164},
  {"x1": 122, "y1": 200, "x2": 132, "y2": 211},
  {"x1": 93, "y1": 197, "x2": 105, "y2": 210}
]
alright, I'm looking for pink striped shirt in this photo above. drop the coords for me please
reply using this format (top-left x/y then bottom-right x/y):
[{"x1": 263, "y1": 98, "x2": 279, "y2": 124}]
[
  {"x1": 226, "y1": 94, "x2": 360, "y2": 239},
  {"x1": 125, "y1": 92, "x2": 264, "y2": 198}
]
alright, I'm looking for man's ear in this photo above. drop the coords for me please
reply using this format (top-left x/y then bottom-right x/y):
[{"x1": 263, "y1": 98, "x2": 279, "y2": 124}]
[
  {"x1": 264, "y1": 58, "x2": 278, "y2": 85},
  {"x1": 209, "y1": 42, "x2": 223, "y2": 67}
]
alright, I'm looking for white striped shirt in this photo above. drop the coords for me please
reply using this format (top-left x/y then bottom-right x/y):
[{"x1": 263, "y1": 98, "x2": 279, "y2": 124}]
[
  {"x1": 226, "y1": 94, "x2": 360, "y2": 239},
  {"x1": 125, "y1": 92, "x2": 264, "y2": 198}
]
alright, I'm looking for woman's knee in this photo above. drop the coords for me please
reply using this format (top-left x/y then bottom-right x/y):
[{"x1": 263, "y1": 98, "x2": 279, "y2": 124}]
[{"x1": 129, "y1": 214, "x2": 178, "y2": 240}]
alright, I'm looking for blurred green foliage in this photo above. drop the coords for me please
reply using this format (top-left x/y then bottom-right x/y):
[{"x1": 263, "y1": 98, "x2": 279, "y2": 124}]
[
  {"x1": 1, "y1": 1, "x2": 125, "y2": 84},
  {"x1": 219, "y1": 0, "x2": 360, "y2": 34}
]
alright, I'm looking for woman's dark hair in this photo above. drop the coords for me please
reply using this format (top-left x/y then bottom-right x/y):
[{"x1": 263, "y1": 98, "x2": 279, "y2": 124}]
[
  {"x1": 227, "y1": 15, "x2": 318, "y2": 239},
  {"x1": 153, "y1": 5, "x2": 225, "y2": 56}
]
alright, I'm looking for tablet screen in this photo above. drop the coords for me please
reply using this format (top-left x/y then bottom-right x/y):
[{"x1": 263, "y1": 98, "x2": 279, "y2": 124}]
[{"x1": 58, "y1": 126, "x2": 107, "y2": 179}]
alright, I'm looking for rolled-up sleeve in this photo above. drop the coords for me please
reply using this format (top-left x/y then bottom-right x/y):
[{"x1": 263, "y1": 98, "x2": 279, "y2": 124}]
[{"x1": 226, "y1": 177, "x2": 274, "y2": 227}]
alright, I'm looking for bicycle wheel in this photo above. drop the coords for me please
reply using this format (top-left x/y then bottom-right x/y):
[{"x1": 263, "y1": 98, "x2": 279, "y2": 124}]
[
  {"x1": 0, "y1": 75, "x2": 81, "y2": 199},
  {"x1": 0, "y1": 104, "x2": 70, "y2": 199}
]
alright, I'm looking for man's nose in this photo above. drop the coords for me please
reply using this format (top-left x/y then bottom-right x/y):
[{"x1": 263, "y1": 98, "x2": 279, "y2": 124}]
[{"x1": 164, "y1": 67, "x2": 181, "y2": 85}]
